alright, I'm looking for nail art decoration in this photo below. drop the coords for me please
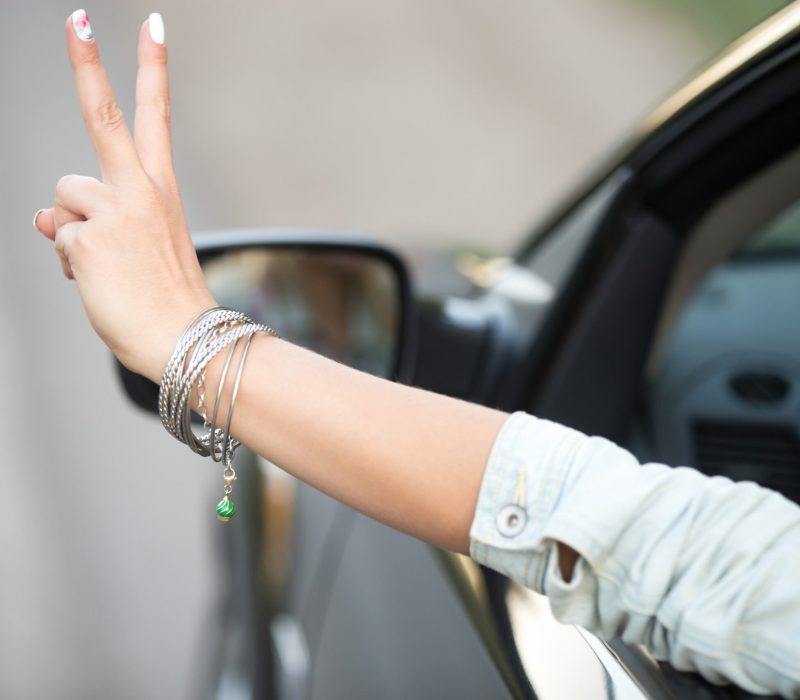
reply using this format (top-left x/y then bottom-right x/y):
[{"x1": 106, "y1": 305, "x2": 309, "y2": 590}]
[
  {"x1": 72, "y1": 9, "x2": 93, "y2": 42},
  {"x1": 148, "y1": 12, "x2": 165, "y2": 45}
]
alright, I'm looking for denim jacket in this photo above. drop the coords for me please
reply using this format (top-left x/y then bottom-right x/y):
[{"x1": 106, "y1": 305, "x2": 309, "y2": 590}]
[{"x1": 470, "y1": 412, "x2": 800, "y2": 698}]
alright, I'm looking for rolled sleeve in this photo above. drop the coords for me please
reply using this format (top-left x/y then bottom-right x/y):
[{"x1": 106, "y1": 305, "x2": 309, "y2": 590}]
[
  {"x1": 469, "y1": 411, "x2": 800, "y2": 698},
  {"x1": 469, "y1": 411, "x2": 586, "y2": 590}
]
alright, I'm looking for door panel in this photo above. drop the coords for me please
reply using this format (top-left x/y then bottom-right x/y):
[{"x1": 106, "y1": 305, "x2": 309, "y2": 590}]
[{"x1": 309, "y1": 515, "x2": 509, "y2": 699}]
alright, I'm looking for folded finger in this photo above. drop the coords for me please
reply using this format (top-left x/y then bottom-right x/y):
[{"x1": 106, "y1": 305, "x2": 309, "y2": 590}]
[
  {"x1": 54, "y1": 174, "x2": 108, "y2": 218},
  {"x1": 57, "y1": 248, "x2": 75, "y2": 280},
  {"x1": 33, "y1": 208, "x2": 56, "y2": 240},
  {"x1": 53, "y1": 213, "x2": 84, "y2": 281},
  {"x1": 66, "y1": 10, "x2": 142, "y2": 184},
  {"x1": 135, "y1": 14, "x2": 175, "y2": 188}
]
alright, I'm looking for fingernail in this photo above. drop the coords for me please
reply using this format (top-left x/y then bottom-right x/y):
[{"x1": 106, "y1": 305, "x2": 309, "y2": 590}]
[
  {"x1": 148, "y1": 12, "x2": 165, "y2": 45},
  {"x1": 32, "y1": 209, "x2": 45, "y2": 230},
  {"x1": 71, "y1": 9, "x2": 94, "y2": 42}
]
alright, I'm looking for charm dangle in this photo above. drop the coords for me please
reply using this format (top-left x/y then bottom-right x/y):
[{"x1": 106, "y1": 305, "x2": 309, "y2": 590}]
[
  {"x1": 216, "y1": 463, "x2": 238, "y2": 522},
  {"x1": 216, "y1": 495, "x2": 236, "y2": 522}
]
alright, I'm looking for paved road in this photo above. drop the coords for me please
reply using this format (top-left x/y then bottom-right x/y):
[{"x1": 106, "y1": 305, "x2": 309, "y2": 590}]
[{"x1": 0, "y1": 2, "x2": 706, "y2": 698}]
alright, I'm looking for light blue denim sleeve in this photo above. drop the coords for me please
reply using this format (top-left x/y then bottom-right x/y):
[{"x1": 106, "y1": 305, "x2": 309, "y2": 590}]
[{"x1": 469, "y1": 411, "x2": 800, "y2": 698}]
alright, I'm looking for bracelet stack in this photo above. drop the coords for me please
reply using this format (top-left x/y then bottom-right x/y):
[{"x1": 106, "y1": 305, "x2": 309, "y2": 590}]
[{"x1": 158, "y1": 307, "x2": 279, "y2": 522}]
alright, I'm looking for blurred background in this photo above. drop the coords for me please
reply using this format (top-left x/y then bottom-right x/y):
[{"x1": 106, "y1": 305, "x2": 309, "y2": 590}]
[{"x1": 0, "y1": 1, "x2": 791, "y2": 698}]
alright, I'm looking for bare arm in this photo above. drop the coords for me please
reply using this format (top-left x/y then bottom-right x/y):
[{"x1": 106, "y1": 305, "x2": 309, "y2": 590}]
[
  {"x1": 195, "y1": 337, "x2": 505, "y2": 553},
  {"x1": 34, "y1": 11, "x2": 578, "y2": 567}
]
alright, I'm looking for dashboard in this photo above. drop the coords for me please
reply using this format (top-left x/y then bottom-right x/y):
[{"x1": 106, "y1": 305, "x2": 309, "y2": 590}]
[{"x1": 649, "y1": 256, "x2": 800, "y2": 504}]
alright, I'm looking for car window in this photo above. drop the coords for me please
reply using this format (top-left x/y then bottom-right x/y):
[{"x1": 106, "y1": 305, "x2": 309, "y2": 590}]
[
  {"x1": 499, "y1": 171, "x2": 630, "y2": 347},
  {"x1": 521, "y1": 172, "x2": 627, "y2": 289},
  {"x1": 647, "y1": 197, "x2": 800, "y2": 504}
]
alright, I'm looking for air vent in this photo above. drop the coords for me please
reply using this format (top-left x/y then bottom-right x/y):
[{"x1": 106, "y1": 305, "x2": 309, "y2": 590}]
[
  {"x1": 692, "y1": 419, "x2": 800, "y2": 504},
  {"x1": 729, "y1": 371, "x2": 789, "y2": 405}
]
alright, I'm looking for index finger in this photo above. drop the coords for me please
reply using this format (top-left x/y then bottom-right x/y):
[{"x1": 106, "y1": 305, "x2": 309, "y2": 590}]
[{"x1": 65, "y1": 10, "x2": 142, "y2": 183}]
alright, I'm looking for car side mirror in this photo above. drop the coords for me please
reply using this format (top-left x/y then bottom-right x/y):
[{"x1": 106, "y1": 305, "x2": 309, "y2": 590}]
[{"x1": 117, "y1": 229, "x2": 415, "y2": 413}]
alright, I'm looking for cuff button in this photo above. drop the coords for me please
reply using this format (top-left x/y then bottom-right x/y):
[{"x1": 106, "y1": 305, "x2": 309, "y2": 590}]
[{"x1": 496, "y1": 504, "x2": 527, "y2": 537}]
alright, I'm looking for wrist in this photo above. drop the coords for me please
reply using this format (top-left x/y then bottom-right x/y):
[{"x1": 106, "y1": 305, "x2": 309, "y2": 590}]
[{"x1": 124, "y1": 293, "x2": 219, "y2": 384}]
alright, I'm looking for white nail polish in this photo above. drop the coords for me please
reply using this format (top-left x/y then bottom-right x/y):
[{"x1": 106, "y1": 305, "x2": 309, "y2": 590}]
[
  {"x1": 71, "y1": 9, "x2": 93, "y2": 42},
  {"x1": 148, "y1": 12, "x2": 165, "y2": 45}
]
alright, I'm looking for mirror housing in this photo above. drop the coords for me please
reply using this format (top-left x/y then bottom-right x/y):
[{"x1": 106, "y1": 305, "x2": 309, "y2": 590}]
[{"x1": 116, "y1": 228, "x2": 415, "y2": 414}]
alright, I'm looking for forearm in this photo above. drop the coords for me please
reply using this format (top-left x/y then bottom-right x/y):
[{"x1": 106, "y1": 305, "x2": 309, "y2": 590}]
[
  {"x1": 197, "y1": 334, "x2": 508, "y2": 553},
  {"x1": 39, "y1": 15, "x2": 567, "y2": 566}
]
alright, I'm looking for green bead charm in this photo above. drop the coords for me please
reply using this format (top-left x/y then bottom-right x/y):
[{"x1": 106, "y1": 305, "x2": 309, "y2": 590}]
[{"x1": 216, "y1": 495, "x2": 236, "y2": 522}]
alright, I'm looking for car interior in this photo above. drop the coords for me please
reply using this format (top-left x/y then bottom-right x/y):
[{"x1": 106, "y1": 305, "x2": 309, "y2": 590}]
[{"x1": 643, "y1": 147, "x2": 800, "y2": 505}]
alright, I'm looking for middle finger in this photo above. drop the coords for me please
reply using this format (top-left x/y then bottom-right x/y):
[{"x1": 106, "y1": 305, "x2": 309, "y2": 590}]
[{"x1": 134, "y1": 14, "x2": 176, "y2": 189}]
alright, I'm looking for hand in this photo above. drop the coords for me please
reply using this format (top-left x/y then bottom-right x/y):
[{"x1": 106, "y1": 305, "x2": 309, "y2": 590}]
[{"x1": 33, "y1": 11, "x2": 216, "y2": 383}]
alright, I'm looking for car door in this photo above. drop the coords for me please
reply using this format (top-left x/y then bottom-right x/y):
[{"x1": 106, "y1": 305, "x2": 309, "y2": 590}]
[
  {"x1": 116, "y1": 4, "x2": 800, "y2": 698},
  {"x1": 407, "y1": 3, "x2": 800, "y2": 698},
  {"x1": 271, "y1": 3, "x2": 800, "y2": 692}
]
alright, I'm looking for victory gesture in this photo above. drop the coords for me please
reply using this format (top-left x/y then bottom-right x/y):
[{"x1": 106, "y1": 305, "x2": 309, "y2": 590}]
[
  {"x1": 33, "y1": 10, "x2": 215, "y2": 382},
  {"x1": 27, "y1": 13, "x2": 800, "y2": 698}
]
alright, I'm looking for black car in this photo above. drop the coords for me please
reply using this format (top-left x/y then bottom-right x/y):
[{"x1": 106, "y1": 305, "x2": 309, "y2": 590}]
[{"x1": 121, "y1": 4, "x2": 800, "y2": 697}]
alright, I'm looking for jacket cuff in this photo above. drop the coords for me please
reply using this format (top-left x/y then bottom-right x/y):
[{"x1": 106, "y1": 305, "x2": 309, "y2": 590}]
[{"x1": 468, "y1": 411, "x2": 588, "y2": 591}]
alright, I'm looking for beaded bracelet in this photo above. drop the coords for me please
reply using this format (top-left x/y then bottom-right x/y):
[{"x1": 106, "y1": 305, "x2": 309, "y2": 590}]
[{"x1": 158, "y1": 307, "x2": 279, "y2": 521}]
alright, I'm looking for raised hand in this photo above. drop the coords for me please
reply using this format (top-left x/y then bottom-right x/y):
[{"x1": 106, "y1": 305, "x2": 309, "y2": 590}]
[{"x1": 33, "y1": 10, "x2": 215, "y2": 382}]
